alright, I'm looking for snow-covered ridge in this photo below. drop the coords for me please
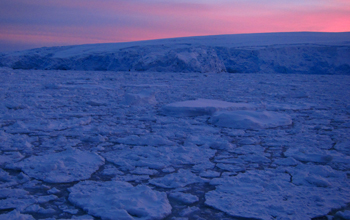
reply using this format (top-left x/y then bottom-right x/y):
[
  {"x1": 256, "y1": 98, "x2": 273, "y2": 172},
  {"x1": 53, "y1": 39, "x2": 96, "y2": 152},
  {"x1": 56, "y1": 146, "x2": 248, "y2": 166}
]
[{"x1": 1, "y1": 32, "x2": 350, "y2": 74}]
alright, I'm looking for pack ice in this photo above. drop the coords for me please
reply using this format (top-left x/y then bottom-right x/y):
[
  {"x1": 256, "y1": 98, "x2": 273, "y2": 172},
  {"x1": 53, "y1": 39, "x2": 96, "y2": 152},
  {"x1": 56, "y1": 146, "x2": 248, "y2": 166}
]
[
  {"x1": 7, "y1": 148, "x2": 105, "y2": 183},
  {"x1": 1, "y1": 32, "x2": 350, "y2": 220},
  {"x1": 68, "y1": 181, "x2": 171, "y2": 220}
]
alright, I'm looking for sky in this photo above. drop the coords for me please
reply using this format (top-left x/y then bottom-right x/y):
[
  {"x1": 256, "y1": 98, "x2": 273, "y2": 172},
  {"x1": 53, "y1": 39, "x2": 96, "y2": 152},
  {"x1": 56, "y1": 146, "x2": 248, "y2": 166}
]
[{"x1": 0, "y1": 0, "x2": 349, "y2": 52}]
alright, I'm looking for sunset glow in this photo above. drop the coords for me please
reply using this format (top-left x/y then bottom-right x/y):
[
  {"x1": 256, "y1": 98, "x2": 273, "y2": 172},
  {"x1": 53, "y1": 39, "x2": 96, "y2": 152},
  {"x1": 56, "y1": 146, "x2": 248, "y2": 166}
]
[{"x1": 0, "y1": 0, "x2": 349, "y2": 52}]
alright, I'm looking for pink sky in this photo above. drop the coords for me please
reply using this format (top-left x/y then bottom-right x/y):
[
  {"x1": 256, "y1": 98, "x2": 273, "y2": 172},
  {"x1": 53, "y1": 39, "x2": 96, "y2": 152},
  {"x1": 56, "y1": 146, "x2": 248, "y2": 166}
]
[{"x1": 0, "y1": 0, "x2": 349, "y2": 52}]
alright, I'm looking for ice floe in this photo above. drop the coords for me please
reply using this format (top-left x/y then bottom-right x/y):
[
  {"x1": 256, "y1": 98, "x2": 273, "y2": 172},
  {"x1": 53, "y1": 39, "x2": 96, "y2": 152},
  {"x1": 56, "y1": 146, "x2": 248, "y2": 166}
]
[
  {"x1": 114, "y1": 134, "x2": 175, "y2": 146},
  {"x1": 161, "y1": 98, "x2": 259, "y2": 117},
  {"x1": 284, "y1": 146, "x2": 333, "y2": 163},
  {"x1": 8, "y1": 148, "x2": 105, "y2": 183},
  {"x1": 169, "y1": 192, "x2": 199, "y2": 205},
  {"x1": 149, "y1": 169, "x2": 206, "y2": 188},
  {"x1": 68, "y1": 180, "x2": 171, "y2": 219},
  {"x1": 210, "y1": 110, "x2": 292, "y2": 129},
  {"x1": 206, "y1": 168, "x2": 350, "y2": 219},
  {"x1": 0, "y1": 210, "x2": 35, "y2": 220},
  {"x1": 121, "y1": 91, "x2": 157, "y2": 105},
  {"x1": 102, "y1": 145, "x2": 216, "y2": 171}
]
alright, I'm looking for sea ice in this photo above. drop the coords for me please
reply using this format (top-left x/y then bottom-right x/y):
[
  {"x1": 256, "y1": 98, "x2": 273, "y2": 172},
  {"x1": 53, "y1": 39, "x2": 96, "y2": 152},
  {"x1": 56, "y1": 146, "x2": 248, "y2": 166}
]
[
  {"x1": 0, "y1": 210, "x2": 35, "y2": 220},
  {"x1": 68, "y1": 180, "x2": 171, "y2": 220},
  {"x1": 114, "y1": 134, "x2": 175, "y2": 146},
  {"x1": 169, "y1": 192, "x2": 199, "y2": 205},
  {"x1": 8, "y1": 148, "x2": 105, "y2": 183},
  {"x1": 284, "y1": 146, "x2": 333, "y2": 163},
  {"x1": 0, "y1": 151, "x2": 24, "y2": 166},
  {"x1": 121, "y1": 91, "x2": 157, "y2": 105},
  {"x1": 206, "y1": 169, "x2": 350, "y2": 219},
  {"x1": 210, "y1": 110, "x2": 292, "y2": 129},
  {"x1": 334, "y1": 140, "x2": 350, "y2": 156},
  {"x1": 0, "y1": 62, "x2": 349, "y2": 219},
  {"x1": 161, "y1": 99, "x2": 259, "y2": 117},
  {"x1": 149, "y1": 169, "x2": 206, "y2": 188},
  {"x1": 102, "y1": 145, "x2": 216, "y2": 171}
]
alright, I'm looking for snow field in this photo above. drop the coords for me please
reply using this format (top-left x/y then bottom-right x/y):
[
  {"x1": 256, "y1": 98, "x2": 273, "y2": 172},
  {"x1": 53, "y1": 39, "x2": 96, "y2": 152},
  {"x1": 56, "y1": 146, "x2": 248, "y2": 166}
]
[{"x1": 0, "y1": 68, "x2": 349, "y2": 219}]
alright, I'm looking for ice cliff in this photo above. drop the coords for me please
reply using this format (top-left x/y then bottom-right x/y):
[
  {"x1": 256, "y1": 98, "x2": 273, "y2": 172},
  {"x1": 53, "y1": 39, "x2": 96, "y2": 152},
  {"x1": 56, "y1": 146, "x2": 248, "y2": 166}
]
[{"x1": 1, "y1": 32, "x2": 349, "y2": 74}]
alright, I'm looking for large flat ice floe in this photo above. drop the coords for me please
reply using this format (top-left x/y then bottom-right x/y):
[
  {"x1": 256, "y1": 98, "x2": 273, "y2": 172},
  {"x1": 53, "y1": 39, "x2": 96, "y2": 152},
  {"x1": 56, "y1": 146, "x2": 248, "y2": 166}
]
[
  {"x1": 161, "y1": 98, "x2": 259, "y2": 116},
  {"x1": 68, "y1": 181, "x2": 172, "y2": 220},
  {"x1": 210, "y1": 110, "x2": 292, "y2": 129},
  {"x1": 7, "y1": 148, "x2": 105, "y2": 183}
]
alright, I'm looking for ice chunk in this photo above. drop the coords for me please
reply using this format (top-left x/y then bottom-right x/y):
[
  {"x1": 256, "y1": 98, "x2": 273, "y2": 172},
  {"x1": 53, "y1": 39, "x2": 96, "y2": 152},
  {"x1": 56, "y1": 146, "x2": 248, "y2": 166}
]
[
  {"x1": 335, "y1": 210, "x2": 350, "y2": 220},
  {"x1": 101, "y1": 164, "x2": 124, "y2": 176},
  {"x1": 0, "y1": 210, "x2": 35, "y2": 220},
  {"x1": 10, "y1": 148, "x2": 104, "y2": 183},
  {"x1": 284, "y1": 164, "x2": 347, "y2": 187},
  {"x1": 334, "y1": 141, "x2": 350, "y2": 156},
  {"x1": 0, "y1": 188, "x2": 29, "y2": 199},
  {"x1": 47, "y1": 187, "x2": 60, "y2": 194},
  {"x1": 216, "y1": 163, "x2": 245, "y2": 173},
  {"x1": 102, "y1": 145, "x2": 216, "y2": 171},
  {"x1": 284, "y1": 147, "x2": 333, "y2": 163},
  {"x1": 210, "y1": 110, "x2": 292, "y2": 129},
  {"x1": 68, "y1": 180, "x2": 171, "y2": 220},
  {"x1": 115, "y1": 134, "x2": 175, "y2": 146},
  {"x1": 0, "y1": 152, "x2": 24, "y2": 166},
  {"x1": 179, "y1": 206, "x2": 200, "y2": 217},
  {"x1": 162, "y1": 99, "x2": 259, "y2": 117},
  {"x1": 169, "y1": 192, "x2": 199, "y2": 205},
  {"x1": 273, "y1": 157, "x2": 300, "y2": 166},
  {"x1": 114, "y1": 174, "x2": 150, "y2": 182},
  {"x1": 230, "y1": 145, "x2": 264, "y2": 154},
  {"x1": 199, "y1": 170, "x2": 221, "y2": 178},
  {"x1": 130, "y1": 167, "x2": 159, "y2": 175},
  {"x1": 0, "y1": 196, "x2": 36, "y2": 212},
  {"x1": 121, "y1": 91, "x2": 157, "y2": 105},
  {"x1": 150, "y1": 169, "x2": 205, "y2": 188}
]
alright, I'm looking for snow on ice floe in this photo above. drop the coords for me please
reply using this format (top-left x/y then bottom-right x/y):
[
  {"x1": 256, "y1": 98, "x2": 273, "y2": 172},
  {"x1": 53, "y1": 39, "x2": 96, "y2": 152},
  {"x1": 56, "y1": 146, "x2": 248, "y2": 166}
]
[
  {"x1": 0, "y1": 210, "x2": 35, "y2": 220},
  {"x1": 210, "y1": 110, "x2": 292, "y2": 129},
  {"x1": 149, "y1": 169, "x2": 206, "y2": 188},
  {"x1": 0, "y1": 186, "x2": 58, "y2": 213},
  {"x1": 169, "y1": 192, "x2": 199, "y2": 205},
  {"x1": 121, "y1": 91, "x2": 157, "y2": 105},
  {"x1": 334, "y1": 140, "x2": 350, "y2": 156},
  {"x1": 265, "y1": 102, "x2": 315, "y2": 111},
  {"x1": 113, "y1": 134, "x2": 175, "y2": 146},
  {"x1": 0, "y1": 151, "x2": 24, "y2": 166},
  {"x1": 7, "y1": 148, "x2": 104, "y2": 183},
  {"x1": 68, "y1": 180, "x2": 171, "y2": 220},
  {"x1": 102, "y1": 145, "x2": 216, "y2": 171},
  {"x1": 205, "y1": 167, "x2": 350, "y2": 220},
  {"x1": 284, "y1": 146, "x2": 333, "y2": 163},
  {"x1": 162, "y1": 98, "x2": 259, "y2": 117}
]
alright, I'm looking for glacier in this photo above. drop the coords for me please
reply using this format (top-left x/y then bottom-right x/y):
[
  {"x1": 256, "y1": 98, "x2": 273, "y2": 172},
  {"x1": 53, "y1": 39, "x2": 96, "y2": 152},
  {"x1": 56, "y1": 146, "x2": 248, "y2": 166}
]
[{"x1": 1, "y1": 32, "x2": 350, "y2": 74}]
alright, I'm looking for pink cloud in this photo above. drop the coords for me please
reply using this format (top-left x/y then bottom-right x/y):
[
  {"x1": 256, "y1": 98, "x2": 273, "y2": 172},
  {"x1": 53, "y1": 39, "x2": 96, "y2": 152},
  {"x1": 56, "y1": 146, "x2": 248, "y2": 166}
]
[{"x1": 0, "y1": 0, "x2": 349, "y2": 51}]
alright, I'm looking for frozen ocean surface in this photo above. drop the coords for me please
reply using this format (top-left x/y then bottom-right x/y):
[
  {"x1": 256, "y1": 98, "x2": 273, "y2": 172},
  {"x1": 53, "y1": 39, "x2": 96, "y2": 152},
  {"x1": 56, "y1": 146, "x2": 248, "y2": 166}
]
[
  {"x1": 0, "y1": 67, "x2": 349, "y2": 220},
  {"x1": 0, "y1": 32, "x2": 350, "y2": 219}
]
